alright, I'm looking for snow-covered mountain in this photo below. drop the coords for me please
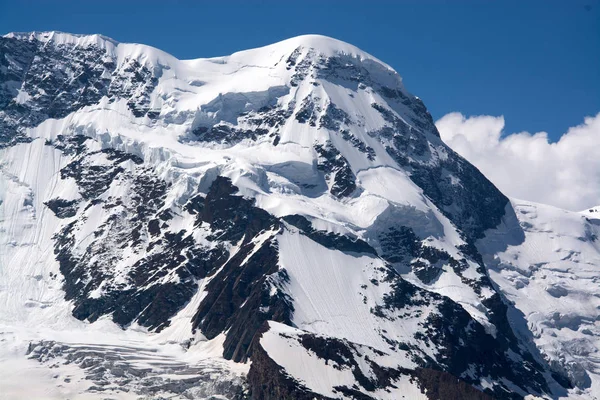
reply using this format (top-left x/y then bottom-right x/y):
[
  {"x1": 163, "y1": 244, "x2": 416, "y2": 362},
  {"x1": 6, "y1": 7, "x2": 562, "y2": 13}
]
[{"x1": 1, "y1": 31, "x2": 599, "y2": 399}]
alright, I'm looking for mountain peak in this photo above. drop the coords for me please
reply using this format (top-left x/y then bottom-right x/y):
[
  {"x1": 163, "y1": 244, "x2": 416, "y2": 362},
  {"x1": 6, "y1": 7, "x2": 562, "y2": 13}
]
[
  {"x1": 1, "y1": 31, "x2": 598, "y2": 399},
  {"x1": 224, "y1": 33, "x2": 395, "y2": 74},
  {"x1": 3, "y1": 31, "x2": 386, "y2": 67},
  {"x1": 266, "y1": 34, "x2": 382, "y2": 60}
]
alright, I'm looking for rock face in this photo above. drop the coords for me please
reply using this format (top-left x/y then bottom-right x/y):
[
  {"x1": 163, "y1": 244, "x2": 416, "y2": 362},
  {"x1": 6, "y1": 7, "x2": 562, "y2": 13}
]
[
  {"x1": 0, "y1": 32, "x2": 159, "y2": 145},
  {"x1": 0, "y1": 31, "x2": 598, "y2": 399}
]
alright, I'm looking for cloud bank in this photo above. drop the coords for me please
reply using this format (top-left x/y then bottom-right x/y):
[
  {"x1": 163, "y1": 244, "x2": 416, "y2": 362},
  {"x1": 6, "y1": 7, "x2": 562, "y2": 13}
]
[{"x1": 436, "y1": 112, "x2": 600, "y2": 211}]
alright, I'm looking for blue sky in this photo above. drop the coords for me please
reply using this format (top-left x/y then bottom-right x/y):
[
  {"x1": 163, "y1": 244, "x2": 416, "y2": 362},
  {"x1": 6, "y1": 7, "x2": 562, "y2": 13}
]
[{"x1": 1, "y1": 0, "x2": 598, "y2": 141}]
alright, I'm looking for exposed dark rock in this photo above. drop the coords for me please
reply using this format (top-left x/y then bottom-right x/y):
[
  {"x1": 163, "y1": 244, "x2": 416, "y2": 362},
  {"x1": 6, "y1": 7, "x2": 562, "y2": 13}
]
[
  {"x1": 288, "y1": 48, "x2": 316, "y2": 87},
  {"x1": 191, "y1": 177, "x2": 293, "y2": 362},
  {"x1": 44, "y1": 198, "x2": 79, "y2": 218},
  {"x1": 319, "y1": 102, "x2": 352, "y2": 131},
  {"x1": 414, "y1": 368, "x2": 493, "y2": 400},
  {"x1": 369, "y1": 102, "x2": 508, "y2": 241},
  {"x1": 409, "y1": 159, "x2": 508, "y2": 241},
  {"x1": 191, "y1": 93, "x2": 292, "y2": 146},
  {"x1": 0, "y1": 35, "x2": 159, "y2": 145},
  {"x1": 184, "y1": 193, "x2": 205, "y2": 213},
  {"x1": 193, "y1": 123, "x2": 268, "y2": 144},
  {"x1": 59, "y1": 154, "x2": 125, "y2": 200},
  {"x1": 247, "y1": 325, "x2": 331, "y2": 400},
  {"x1": 314, "y1": 141, "x2": 356, "y2": 198},
  {"x1": 295, "y1": 95, "x2": 321, "y2": 126},
  {"x1": 370, "y1": 274, "x2": 552, "y2": 399},
  {"x1": 50, "y1": 142, "x2": 213, "y2": 332},
  {"x1": 247, "y1": 323, "x2": 497, "y2": 400},
  {"x1": 283, "y1": 214, "x2": 377, "y2": 255},
  {"x1": 199, "y1": 176, "x2": 278, "y2": 243},
  {"x1": 340, "y1": 129, "x2": 376, "y2": 160},
  {"x1": 298, "y1": 334, "x2": 404, "y2": 392},
  {"x1": 102, "y1": 147, "x2": 144, "y2": 165},
  {"x1": 47, "y1": 134, "x2": 90, "y2": 155}
]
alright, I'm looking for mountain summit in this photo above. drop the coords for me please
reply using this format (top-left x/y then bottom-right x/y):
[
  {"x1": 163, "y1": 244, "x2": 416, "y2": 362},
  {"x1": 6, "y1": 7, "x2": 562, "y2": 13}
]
[{"x1": 1, "y1": 32, "x2": 599, "y2": 399}]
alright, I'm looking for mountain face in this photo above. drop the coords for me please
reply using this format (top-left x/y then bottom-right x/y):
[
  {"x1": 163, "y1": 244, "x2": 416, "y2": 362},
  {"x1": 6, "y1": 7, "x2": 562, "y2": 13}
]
[{"x1": 0, "y1": 31, "x2": 599, "y2": 400}]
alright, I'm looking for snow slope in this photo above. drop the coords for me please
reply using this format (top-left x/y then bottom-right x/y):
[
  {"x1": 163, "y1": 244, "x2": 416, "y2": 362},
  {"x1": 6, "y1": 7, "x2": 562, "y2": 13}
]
[{"x1": 479, "y1": 200, "x2": 600, "y2": 399}]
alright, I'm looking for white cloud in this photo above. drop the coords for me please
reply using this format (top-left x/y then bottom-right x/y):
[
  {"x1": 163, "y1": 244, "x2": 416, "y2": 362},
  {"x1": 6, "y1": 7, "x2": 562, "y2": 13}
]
[{"x1": 436, "y1": 112, "x2": 600, "y2": 211}]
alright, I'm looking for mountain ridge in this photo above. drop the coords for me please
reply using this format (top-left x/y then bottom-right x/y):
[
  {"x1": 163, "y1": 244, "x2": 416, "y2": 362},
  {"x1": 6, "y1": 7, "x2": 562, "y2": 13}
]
[{"x1": 2, "y1": 31, "x2": 395, "y2": 67}]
